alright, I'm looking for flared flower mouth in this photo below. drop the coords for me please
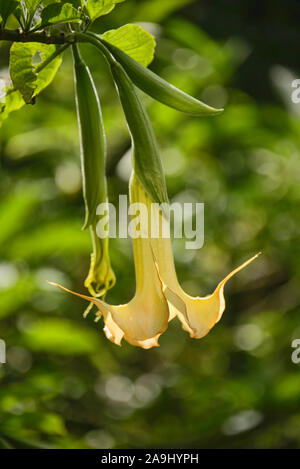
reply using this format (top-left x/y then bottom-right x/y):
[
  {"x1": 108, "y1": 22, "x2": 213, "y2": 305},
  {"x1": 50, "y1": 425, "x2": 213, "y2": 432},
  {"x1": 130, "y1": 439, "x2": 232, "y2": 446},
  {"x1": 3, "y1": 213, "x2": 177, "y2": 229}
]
[
  {"x1": 163, "y1": 254, "x2": 260, "y2": 339},
  {"x1": 50, "y1": 277, "x2": 169, "y2": 349},
  {"x1": 51, "y1": 173, "x2": 259, "y2": 349},
  {"x1": 131, "y1": 174, "x2": 260, "y2": 341}
]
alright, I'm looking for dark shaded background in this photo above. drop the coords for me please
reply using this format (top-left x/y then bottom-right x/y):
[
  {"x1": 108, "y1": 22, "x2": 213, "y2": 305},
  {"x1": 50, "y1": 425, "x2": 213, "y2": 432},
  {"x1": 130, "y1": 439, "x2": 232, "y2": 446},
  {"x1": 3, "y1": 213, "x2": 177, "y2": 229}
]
[{"x1": 0, "y1": 0, "x2": 300, "y2": 449}]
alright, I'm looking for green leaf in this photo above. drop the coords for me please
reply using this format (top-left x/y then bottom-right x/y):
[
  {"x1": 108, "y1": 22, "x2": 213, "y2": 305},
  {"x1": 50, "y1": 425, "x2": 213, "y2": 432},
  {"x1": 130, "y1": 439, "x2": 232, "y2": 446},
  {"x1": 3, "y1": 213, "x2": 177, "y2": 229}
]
[
  {"x1": 13, "y1": 4, "x2": 26, "y2": 27},
  {"x1": 23, "y1": 318, "x2": 100, "y2": 355},
  {"x1": 0, "y1": 0, "x2": 19, "y2": 26},
  {"x1": 0, "y1": 277, "x2": 36, "y2": 320},
  {"x1": 9, "y1": 43, "x2": 36, "y2": 103},
  {"x1": 40, "y1": 2, "x2": 82, "y2": 27},
  {"x1": 102, "y1": 24, "x2": 156, "y2": 67},
  {"x1": 0, "y1": 85, "x2": 25, "y2": 128},
  {"x1": 7, "y1": 221, "x2": 90, "y2": 261},
  {"x1": 41, "y1": 0, "x2": 61, "y2": 6},
  {"x1": 83, "y1": 0, "x2": 125, "y2": 22},
  {"x1": 34, "y1": 47, "x2": 64, "y2": 94},
  {"x1": 9, "y1": 42, "x2": 63, "y2": 104},
  {"x1": 0, "y1": 184, "x2": 40, "y2": 245},
  {"x1": 1, "y1": 42, "x2": 64, "y2": 124},
  {"x1": 24, "y1": 0, "x2": 41, "y2": 16}
]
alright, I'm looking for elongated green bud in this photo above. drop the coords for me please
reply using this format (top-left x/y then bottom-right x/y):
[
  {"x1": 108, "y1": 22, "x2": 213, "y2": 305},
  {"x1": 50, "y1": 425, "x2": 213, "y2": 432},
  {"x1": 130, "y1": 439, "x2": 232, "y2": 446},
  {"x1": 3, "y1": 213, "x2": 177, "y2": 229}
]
[
  {"x1": 72, "y1": 44, "x2": 115, "y2": 298},
  {"x1": 110, "y1": 60, "x2": 169, "y2": 209},
  {"x1": 101, "y1": 37, "x2": 223, "y2": 116},
  {"x1": 72, "y1": 44, "x2": 106, "y2": 229}
]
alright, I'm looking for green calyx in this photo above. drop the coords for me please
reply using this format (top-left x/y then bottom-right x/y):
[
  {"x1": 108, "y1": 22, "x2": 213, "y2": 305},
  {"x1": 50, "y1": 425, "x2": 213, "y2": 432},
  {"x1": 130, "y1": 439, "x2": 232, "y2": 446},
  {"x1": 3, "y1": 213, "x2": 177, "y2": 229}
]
[
  {"x1": 72, "y1": 44, "x2": 115, "y2": 298},
  {"x1": 85, "y1": 224, "x2": 116, "y2": 298},
  {"x1": 110, "y1": 60, "x2": 169, "y2": 210},
  {"x1": 72, "y1": 44, "x2": 107, "y2": 230}
]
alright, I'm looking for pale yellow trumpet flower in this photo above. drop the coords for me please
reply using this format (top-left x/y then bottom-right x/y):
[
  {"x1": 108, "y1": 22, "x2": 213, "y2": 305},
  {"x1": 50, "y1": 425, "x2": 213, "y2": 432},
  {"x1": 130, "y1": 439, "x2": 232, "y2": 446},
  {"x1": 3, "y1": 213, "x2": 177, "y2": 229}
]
[
  {"x1": 50, "y1": 174, "x2": 170, "y2": 349},
  {"x1": 131, "y1": 174, "x2": 260, "y2": 339}
]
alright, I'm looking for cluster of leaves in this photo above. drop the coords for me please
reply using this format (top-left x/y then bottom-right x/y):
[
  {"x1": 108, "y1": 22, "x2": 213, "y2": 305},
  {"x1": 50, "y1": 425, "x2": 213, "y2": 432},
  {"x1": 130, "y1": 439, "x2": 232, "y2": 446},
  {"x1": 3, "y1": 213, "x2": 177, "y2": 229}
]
[
  {"x1": 0, "y1": 0, "x2": 156, "y2": 126},
  {"x1": 0, "y1": 1, "x2": 125, "y2": 29}
]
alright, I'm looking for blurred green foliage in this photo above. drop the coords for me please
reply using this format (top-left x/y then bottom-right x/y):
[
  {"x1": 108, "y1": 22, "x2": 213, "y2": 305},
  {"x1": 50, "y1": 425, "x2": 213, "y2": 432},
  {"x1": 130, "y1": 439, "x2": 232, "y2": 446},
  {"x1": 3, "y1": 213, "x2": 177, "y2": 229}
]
[{"x1": 1, "y1": 0, "x2": 300, "y2": 449}]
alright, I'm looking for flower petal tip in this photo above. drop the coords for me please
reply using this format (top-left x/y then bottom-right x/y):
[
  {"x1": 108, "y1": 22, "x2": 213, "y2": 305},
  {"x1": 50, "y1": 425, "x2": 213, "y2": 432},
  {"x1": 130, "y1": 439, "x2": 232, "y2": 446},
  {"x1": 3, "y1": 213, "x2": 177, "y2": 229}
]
[{"x1": 103, "y1": 326, "x2": 123, "y2": 346}]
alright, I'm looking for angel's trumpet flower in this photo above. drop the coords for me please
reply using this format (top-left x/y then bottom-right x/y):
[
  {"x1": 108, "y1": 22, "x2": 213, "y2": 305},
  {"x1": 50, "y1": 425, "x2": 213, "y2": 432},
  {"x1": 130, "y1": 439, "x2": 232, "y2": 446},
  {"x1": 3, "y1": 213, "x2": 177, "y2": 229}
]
[
  {"x1": 50, "y1": 174, "x2": 170, "y2": 349},
  {"x1": 132, "y1": 174, "x2": 260, "y2": 339}
]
